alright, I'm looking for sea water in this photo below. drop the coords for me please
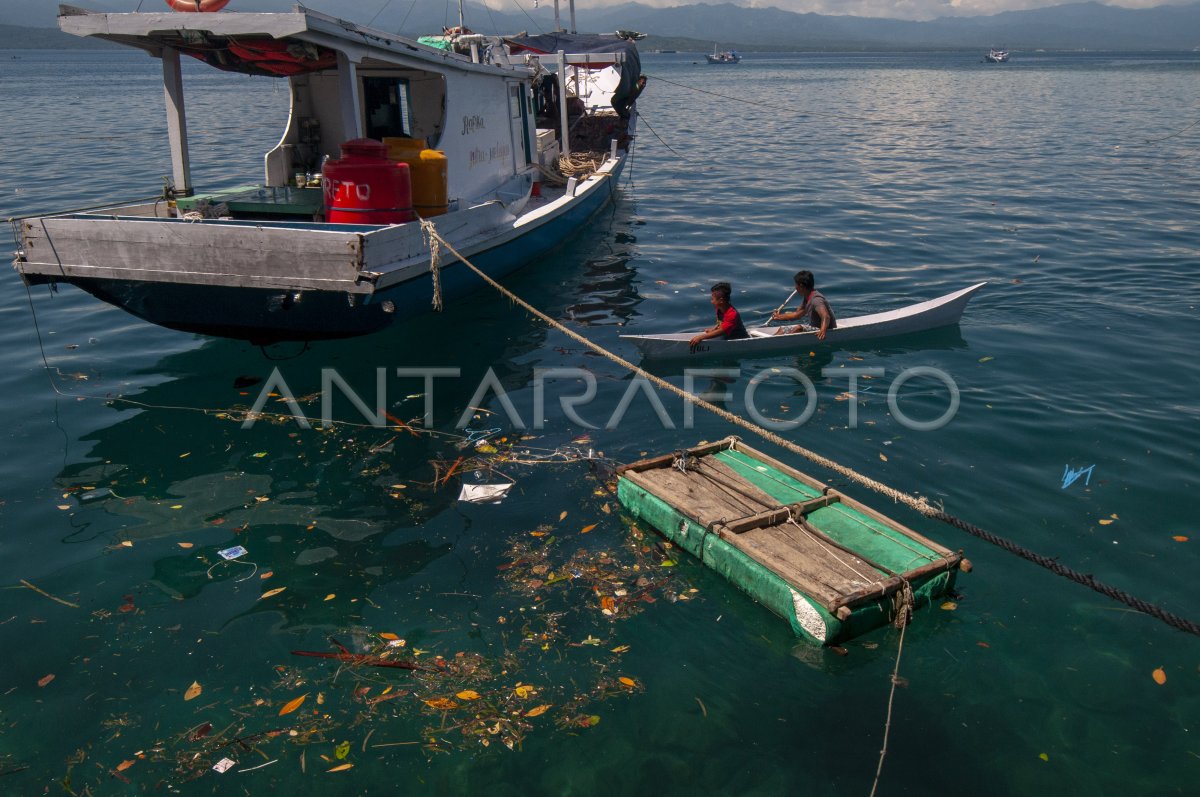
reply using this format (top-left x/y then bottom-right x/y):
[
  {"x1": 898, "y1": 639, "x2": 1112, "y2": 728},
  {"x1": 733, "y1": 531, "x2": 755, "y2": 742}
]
[{"x1": 0, "y1": 49, "x2": 1197, "y2": 795}]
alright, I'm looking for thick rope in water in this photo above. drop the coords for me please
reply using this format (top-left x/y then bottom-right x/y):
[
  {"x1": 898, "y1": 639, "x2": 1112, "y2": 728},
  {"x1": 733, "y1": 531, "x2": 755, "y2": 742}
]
[{"x1": 420, "y1": 222, "x2": 1200, "y2": 639}]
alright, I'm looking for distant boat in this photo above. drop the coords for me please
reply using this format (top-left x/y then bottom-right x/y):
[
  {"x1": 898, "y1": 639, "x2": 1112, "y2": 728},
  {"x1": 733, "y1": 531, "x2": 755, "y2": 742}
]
[
  {"x1": 706, "y1": 48, "x2": 741, "y2": 64},
  {"x1": 985, "y1": 48, "x2": 1010, "y2": 63}
]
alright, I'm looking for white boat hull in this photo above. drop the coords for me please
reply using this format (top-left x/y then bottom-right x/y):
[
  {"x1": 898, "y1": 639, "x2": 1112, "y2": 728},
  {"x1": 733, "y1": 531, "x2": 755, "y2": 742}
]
[{"x1": 621, "y1": 282, "x2": 986, "y2": 360}]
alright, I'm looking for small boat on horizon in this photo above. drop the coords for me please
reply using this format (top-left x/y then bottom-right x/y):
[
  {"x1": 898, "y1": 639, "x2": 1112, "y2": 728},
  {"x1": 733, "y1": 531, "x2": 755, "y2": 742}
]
[
  {"x1": 706, "y1": 48, "x2": 741, "y2": 64},
  {"x1": 985, "y1": 48, "x2": 1010, "y2": 63}
]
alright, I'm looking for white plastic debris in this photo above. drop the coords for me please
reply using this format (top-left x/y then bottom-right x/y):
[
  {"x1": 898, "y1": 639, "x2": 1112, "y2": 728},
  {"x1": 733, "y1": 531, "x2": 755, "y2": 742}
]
[
  {"x1": 212, "y1": 758, "x2": 236, "y2": 773},
  {"x1": 218, "y1": 545, "x2": 248, "y2": 560},
  {"x1": 458, "y1": 483, "x2": 513, "y2": 504}
]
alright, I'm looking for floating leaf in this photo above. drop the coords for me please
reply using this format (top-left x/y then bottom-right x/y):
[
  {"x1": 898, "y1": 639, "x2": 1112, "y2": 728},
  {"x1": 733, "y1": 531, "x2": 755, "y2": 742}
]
[
  {"x1": 940, "y1": 601, "x2": 958, "y2": 611},
  {"x1": 190, "y1": 722, "x2": 213, "y2": 741},
  {"x1": 879, "y1": 453, "x2": 888, "y2": 462},
  {"x1": 1172, "y1": 535, "x2": 1188, "y2": 542},
  {"x1": 184, "y1": 681, "x2": 202, "y2": 701},
  {"x1": 581, "y1": 524, "x2": 597, "y2": 534},
  {"x1": 278, "y1": 693, "x2": 308, "y2": 715},
  {"x1": 611, "y1": 645, "x2": 631, "y2": 654},
  {"x1": 1038, "y1": 753, "x2": 1049, "y2": 762},
  {"x1": 424, "y1": 698, "x2": 458, "y2": 710},
  {"x1": 456, "y1": 690, "x2": 481, "y2": 701},
  {"x1": 37, "y1": 674, "x2": 55, "y2": 688},
  {"x1": 177, "y1": 542, "x2": 194, "y2": 549},
  {"x1": 56, "y1": 505, "x2": 71, "y2": 511},
  {"x1": 618, "y1": 677, "x2": 636, "y2": 688},
  {"x1": 115, "y1": 760, "x2": 136, "y2": 772},
  {"x1": 587, "y1": 715, "x2": 601, "y2": 726},
  {"x1": 324, "y1": 593, "x2": 336, "y2": 601},
  {"x1": 260, "y1": 587, "x2": 287, "y2": 600},
  {"x1": 525, "y1": 704, "x2": 551, "y2": 718},
  {"x1": 316, "y1": 692, "x2": 326, "y2": 705},
  {"x1": 170, "y1": 505, "x2": 183, "y2": 510},
  {"x1": 334, "y1": 741, "x2": 350, "y2": 760},
  {"x1": 600, "y1": 596, "x2": 616, "y2": 612},
  {"x1": 379, "y1": 632, "x2": 400, "y2": 640},
  {"x1": 327, "y1": 763, "x2": 353, "y2": 773},
  {"x1": 1152, "y1": 667, "x2": 1167, "y2": 685},
  {"x1": 514, "y1": 684, "x2": 534, "y2": 699},
  {"x1": 660, "y1": 560, "x2": 676, "y2": 567},
  {"x1": 979, "y1": 356, "x2": 994, "y2": 363},
  {"x1": 253, "y1": 452, "x2": 268, "y2": 458},
  {"x1": 120, "y1": 540, "x2": 133, "y2": 548},
  {"x1": 1099, "y1": 519, "x2": 1113, "y2": 526},
  {"x1": 559, "y1": 511, "x2": 568, "y2": 521},
  {"x1": 530, "y1": 531, "x2": 548, "y2": 537}
]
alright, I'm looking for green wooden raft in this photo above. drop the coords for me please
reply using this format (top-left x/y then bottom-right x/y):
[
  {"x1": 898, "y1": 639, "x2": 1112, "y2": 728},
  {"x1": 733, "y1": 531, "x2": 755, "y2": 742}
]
[{"x1": 616, "y1": 437, "x2": 968, "y2": 645}]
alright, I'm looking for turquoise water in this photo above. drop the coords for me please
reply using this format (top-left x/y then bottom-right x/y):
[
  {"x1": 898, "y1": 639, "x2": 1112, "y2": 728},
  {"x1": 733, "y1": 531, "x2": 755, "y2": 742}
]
[{"x1": 1, "y1": 49, "x2": 1198, "y2": 794}]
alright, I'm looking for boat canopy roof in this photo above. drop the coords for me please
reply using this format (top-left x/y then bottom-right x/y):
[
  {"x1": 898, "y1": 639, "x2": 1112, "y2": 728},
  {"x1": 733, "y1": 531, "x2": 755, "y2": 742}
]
[
  {"x1": 505, "y1": 32, "x2": 641, "y2": 103},
  {"x1": 56, "y1": 3, "x2": 525, "y2": 78},
  {"x1": 505, "y1": 32, "x2": 640, "y2": 71}
]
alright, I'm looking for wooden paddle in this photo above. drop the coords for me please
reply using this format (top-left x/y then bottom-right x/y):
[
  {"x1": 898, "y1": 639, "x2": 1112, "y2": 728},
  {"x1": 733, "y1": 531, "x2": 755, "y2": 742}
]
[{"x1": 761, "y1": 289, "x2": 796, "y2": 325}]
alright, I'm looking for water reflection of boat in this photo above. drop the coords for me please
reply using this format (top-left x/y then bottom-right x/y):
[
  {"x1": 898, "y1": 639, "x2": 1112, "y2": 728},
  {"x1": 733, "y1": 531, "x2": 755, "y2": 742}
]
[
  {"x1": 985, "y1": 48, "x2": 1010, "y2": 63},
  {"x1": 14, "y1": 4, "x2": 644, "y2": 343}
]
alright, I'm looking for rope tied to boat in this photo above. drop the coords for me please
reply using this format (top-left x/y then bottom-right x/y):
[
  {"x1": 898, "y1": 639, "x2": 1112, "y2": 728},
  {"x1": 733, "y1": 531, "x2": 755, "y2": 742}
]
[
  {"x1": 418, "y1": 220, "x2": 1200, "y2": 639},
  {"x1": 419, "y1": 219, "x2": 444, "y2": 311}
]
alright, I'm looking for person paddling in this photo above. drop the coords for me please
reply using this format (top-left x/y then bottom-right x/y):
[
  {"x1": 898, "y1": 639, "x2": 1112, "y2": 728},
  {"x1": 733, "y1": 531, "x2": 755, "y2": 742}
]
[
  {"x1": 772, "y1": 270, "x2": 836, "y2": 340},
  {"x1": 689, "y1": 281, "x2": 749, "y2": 350}
]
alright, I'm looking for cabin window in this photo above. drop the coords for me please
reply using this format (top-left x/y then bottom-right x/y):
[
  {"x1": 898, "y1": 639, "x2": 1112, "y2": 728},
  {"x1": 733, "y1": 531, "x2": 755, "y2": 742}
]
[{"x1": 362, "y1": 76, "x2": 412, "y2": 140}]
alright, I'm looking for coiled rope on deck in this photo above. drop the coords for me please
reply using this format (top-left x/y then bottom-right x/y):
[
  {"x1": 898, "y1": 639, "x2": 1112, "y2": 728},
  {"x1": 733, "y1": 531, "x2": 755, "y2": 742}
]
[{"x1": 419, "y1": 219, "x2": 1200, "y2": 638}]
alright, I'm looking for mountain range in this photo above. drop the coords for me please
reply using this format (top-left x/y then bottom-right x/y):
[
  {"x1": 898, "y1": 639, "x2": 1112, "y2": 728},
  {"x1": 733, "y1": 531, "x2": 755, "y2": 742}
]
[{"x1": 2, "y1": 2, "x2": 1198, "y2": 51}]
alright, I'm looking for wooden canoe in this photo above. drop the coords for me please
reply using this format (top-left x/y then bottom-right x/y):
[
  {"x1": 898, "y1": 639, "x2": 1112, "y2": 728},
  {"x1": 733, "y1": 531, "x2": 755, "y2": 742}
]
[
  {"x1": 621, "y1": 282, "x2": 986, "y2": 360},
  {"x1": 616, "y1": 437, "x2": 966, "y2": 645}
]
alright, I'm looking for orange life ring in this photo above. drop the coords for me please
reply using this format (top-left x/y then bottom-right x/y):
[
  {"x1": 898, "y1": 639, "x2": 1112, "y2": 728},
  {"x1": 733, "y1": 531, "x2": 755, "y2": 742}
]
[{"x1": 165, "y1": 0, "x2": 232, "y2": 12}]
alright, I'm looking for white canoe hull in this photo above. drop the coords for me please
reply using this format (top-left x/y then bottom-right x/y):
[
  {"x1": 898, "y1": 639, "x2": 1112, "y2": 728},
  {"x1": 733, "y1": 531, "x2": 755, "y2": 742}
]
[{"x1": 621, "y1": 282, "x2": 986, "y2": 360}]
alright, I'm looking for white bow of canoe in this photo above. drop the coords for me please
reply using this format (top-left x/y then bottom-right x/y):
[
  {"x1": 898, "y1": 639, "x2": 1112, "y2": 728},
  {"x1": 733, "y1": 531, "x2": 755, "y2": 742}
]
[{"x1": 621, "y1": 282, "x2": 987, "y2": 360}]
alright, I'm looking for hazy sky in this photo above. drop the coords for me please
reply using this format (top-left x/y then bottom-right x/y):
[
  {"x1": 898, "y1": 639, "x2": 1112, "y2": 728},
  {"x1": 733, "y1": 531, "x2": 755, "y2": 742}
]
[{"x1": 515, "y1": 0, "x2": 1191, "y2": 22}]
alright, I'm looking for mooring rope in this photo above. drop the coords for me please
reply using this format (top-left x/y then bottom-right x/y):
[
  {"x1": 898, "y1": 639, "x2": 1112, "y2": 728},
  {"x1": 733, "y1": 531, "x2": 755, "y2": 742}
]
[
  {"x1": 869, "y1": 616, "x2": 908, "y2": 797},
  {"x1": 419, "y1": 222, "x2": 1200, "y2": 638},
  {"x1": 421, "y1": 220, "x2": 444, "y2": 311}
]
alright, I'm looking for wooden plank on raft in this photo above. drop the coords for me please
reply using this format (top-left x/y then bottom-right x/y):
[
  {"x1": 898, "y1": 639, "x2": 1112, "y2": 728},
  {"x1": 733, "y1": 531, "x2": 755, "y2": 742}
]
[
  {"x1": 623, "y1": 467, "x2": 758, "y2": 528},
  {"x1": 727, "y1": 522, "x2": 887, "y2": 608},
  {"x1": 616, "y1": 438, "x2": 738, "y2": 476}
]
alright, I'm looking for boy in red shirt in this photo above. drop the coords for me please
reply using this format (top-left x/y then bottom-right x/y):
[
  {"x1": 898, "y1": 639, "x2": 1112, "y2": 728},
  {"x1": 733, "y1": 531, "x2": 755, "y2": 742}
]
[{"x1": 689, "y1": 282, "x2": 749, "y2": 350}]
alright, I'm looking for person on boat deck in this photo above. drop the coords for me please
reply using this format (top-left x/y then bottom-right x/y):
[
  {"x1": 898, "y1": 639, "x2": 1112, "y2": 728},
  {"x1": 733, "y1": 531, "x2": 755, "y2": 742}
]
[
  {"x1": 689, "y1": 282, "x2": 749, "y2": 349},
  {"x1": 772, "y1": 270, "x2": 837, "y2": 339}
]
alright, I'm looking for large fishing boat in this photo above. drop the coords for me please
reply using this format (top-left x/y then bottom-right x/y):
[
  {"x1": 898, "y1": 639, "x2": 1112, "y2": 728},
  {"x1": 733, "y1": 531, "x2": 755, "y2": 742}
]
[
  {"x1": 706, "y1": 48, "x2": 741, "y2": 64},
  {"x1": 12, "y1": 3, "x2": 643, "y2": 342}
]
